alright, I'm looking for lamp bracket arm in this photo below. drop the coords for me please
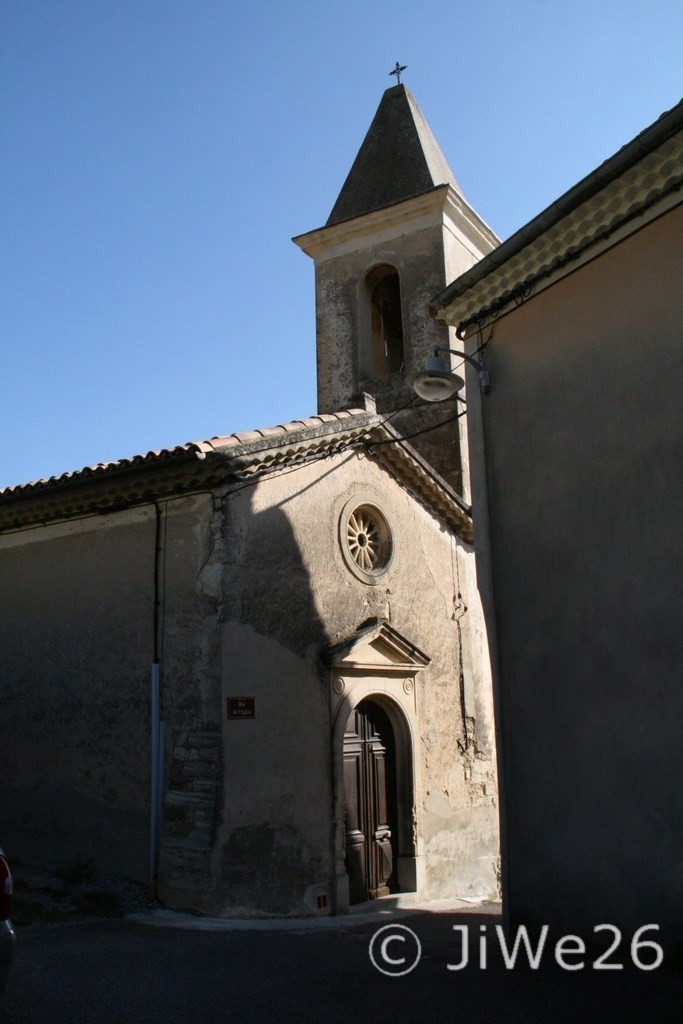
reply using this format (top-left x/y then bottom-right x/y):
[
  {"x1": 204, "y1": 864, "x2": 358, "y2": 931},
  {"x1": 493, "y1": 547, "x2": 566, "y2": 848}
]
[
  {"x1": 431, "y1": 345, "x2": 491, "y2": 394},
  {"x1": 432, "y1": 345, "x2": 484, "y2": 371}
]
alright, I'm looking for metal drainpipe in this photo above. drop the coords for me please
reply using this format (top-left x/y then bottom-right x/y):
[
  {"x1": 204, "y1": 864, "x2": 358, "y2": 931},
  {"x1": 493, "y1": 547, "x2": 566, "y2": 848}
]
[{"x1": 150, "y1": 503, "x2": 165, "y2": 894}]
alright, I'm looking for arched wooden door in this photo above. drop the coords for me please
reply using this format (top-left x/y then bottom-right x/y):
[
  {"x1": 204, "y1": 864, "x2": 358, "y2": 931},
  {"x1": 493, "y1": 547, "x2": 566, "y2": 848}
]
[{"x1": 343, "y1": 699, "x2": 397, "y2": 903}]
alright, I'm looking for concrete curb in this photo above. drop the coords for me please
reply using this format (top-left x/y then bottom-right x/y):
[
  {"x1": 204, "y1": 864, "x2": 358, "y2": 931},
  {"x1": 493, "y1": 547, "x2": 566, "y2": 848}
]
[{"x1": 126, "y1": 895, "x2": 502, "y2": 932}]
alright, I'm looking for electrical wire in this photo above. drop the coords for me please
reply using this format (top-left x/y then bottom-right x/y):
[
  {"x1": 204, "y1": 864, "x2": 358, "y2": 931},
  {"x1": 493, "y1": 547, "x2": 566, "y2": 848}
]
[
  {"x1": 364, "y1": 409, "x2": 466, "y2": 447},
  {"x1": 223, "y1": 405, "x2": 468, "y2": 499}
]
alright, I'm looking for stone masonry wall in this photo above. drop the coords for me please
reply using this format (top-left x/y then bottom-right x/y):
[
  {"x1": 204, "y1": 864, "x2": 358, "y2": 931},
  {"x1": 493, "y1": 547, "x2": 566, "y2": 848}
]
[{"x1": 161, "y1": 726, "x2": 222, "y2": 912}]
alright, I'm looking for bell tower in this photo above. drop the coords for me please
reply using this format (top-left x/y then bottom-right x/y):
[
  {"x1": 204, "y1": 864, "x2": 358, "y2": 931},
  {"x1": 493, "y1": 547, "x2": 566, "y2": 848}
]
[{"x1": 293, "y1": 84, "x2": 499, "y2": 493}]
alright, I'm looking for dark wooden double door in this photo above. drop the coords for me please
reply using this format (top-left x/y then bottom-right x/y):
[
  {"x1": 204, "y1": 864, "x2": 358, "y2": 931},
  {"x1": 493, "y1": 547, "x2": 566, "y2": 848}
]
[{"x1": 344, "y1": 699, "x2": 397, "y2": 903}]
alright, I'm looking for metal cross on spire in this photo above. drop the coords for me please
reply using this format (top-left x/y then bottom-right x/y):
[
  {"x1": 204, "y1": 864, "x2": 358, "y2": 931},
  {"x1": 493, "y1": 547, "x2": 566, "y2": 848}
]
[{"x1": 389, "y1": 62, "x2": 407, "y2": 84}]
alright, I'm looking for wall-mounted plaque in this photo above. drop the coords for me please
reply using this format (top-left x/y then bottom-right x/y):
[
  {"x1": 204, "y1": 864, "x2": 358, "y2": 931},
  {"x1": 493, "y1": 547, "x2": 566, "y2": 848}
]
[{"x1": 227, "y1": 696, "x2": 256, "y2": 719}]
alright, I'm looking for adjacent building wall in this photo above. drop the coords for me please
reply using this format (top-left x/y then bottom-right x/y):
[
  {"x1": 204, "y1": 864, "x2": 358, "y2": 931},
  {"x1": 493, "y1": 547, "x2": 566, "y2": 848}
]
[
  {"x1": 0, "y1": 507, "x2": 155, "y2": 880},
  {"x1": 468, "y1": 206, "x2": 683, "y2": 942},
  {"x1": 0, "y1": 492, "x2": 224, "y2": 893}
]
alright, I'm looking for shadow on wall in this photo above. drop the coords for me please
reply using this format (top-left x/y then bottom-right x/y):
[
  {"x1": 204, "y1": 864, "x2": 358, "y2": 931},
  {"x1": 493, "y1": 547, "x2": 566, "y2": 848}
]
[
  {"x1": 213, "y1": 480, "x2": 336, "y2": 915},
  {"x1": 225, "y1": 479, "x2": 333, "y2": 659},
  {"x1": 0, "y1": 517, "x2": 153, "y2": 882}
]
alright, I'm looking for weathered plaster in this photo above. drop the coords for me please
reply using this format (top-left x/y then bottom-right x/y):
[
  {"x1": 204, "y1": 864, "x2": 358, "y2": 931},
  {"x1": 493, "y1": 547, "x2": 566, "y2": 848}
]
[
  {"x1": 201, "y1": 451, "x2": 499, "y2": 913},
  {"x1": 0, "y1": 507, "x2": 155, "y2": 879},
  {"x1": 215, "y1": 620, "x2": 332, "y2": 916},
  {"x1": 296, "y1": 186, "x2": 498, "y2": 492}
]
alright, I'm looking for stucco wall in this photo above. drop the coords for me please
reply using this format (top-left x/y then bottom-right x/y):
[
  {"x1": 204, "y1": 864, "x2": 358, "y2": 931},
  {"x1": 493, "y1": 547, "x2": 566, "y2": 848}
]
[
  {"x1": 0, "y1": 447, "x2": 498, "y2": 915},
  {"x1": 0, "y1": 493, "x2": 224, "y2": 889},
  {"x1": 471, "y1": 207, "x2": 683, "y2": 941},
  {"x1": 213, "y1": 450, "x2": 498, "y2": 914},
  {"x1": 314, "y1": 225, "x2": 455, "y2": 414},
  {"x1": 0, "y1": 508, "x2": 155, "y2": 880},
  {"x1": 311, "y1": 212, "x2": 492, "y2": 491}
]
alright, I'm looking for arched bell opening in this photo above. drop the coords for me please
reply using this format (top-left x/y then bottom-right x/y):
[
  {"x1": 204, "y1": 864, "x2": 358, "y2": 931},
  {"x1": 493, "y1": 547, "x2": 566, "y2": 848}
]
[{"x1": 360, "y1": 264, "x2": 405, "y2": 379}]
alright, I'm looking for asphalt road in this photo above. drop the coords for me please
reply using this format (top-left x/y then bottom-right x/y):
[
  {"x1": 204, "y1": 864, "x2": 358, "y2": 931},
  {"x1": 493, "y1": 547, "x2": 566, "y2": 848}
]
[{"x1": 1, "y1": 910, "x2": 681, "y2": 1024}]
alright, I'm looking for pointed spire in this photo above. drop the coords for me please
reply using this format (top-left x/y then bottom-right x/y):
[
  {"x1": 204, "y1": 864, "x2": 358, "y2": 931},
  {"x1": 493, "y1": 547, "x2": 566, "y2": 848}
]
[{"x1": 326, "y1": 84, "x2": 463, "y2": 226}]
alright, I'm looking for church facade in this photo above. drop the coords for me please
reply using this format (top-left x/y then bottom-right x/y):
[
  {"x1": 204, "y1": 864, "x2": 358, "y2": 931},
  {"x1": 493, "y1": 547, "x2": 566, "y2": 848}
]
[{"x1": 0, "y1": 86, "x2": 501, "y2": 916}]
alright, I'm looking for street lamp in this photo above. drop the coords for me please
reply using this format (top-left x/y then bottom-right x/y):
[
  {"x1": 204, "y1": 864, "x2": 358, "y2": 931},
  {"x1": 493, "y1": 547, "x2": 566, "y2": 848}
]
[{"x1": 411, "y1": 345, "x2": 491, "y2": 400}]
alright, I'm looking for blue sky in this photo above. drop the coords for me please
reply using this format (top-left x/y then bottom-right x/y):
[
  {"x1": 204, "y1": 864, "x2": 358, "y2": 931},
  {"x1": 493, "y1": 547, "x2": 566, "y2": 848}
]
[{"x1": 2, "y1": 0, "x2": 681, "y2": 488}]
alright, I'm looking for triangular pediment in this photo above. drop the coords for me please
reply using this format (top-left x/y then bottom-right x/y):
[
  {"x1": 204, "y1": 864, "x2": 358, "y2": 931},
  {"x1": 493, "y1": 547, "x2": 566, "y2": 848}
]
[{"x1": 325, "y1": 618, "x2": 429, "y2": 674}]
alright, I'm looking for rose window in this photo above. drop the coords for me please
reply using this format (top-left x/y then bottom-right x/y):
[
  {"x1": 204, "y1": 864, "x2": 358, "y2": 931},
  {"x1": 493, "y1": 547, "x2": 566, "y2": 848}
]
[
  {"x1": 340, "y1": 501, "x2": 393, "y2": 583},
  {"x1": 348, "y1": 507, "x2": 384, "y2": 571}
]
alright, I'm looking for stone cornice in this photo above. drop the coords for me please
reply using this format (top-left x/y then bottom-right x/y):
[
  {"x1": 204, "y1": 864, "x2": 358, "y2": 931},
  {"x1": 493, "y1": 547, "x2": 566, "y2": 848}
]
[
  {"x1": 0, "y1": 409, "x2": 473, "y2": 541},
  {"x1": 293, "y1": 185, "x2": 498, "y2": 264},
  {"x1": 366, "y1": 422, "x2": 473, "y2": 542},
  {"x1": 442, "y1": 186, "x2": 500, "y2": 261},
  {"x1": 432, "y1": 115, "x2": 683, "y2": 332}
]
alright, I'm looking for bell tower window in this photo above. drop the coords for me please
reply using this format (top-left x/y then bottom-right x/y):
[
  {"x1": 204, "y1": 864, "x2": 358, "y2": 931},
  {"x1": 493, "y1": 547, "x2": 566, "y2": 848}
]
[{"x1": 366, "y1": 265, "x2": 404, "y2": 377}]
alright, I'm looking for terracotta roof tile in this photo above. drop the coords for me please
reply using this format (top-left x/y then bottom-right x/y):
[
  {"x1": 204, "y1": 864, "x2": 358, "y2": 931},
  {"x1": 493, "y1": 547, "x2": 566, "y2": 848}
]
[
  {"x1": 0, "y1": 412, "x2": 370, "y2": 498},
  {"x1": 0, "y1": 406, "x2": 473, "y2": 541}
]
